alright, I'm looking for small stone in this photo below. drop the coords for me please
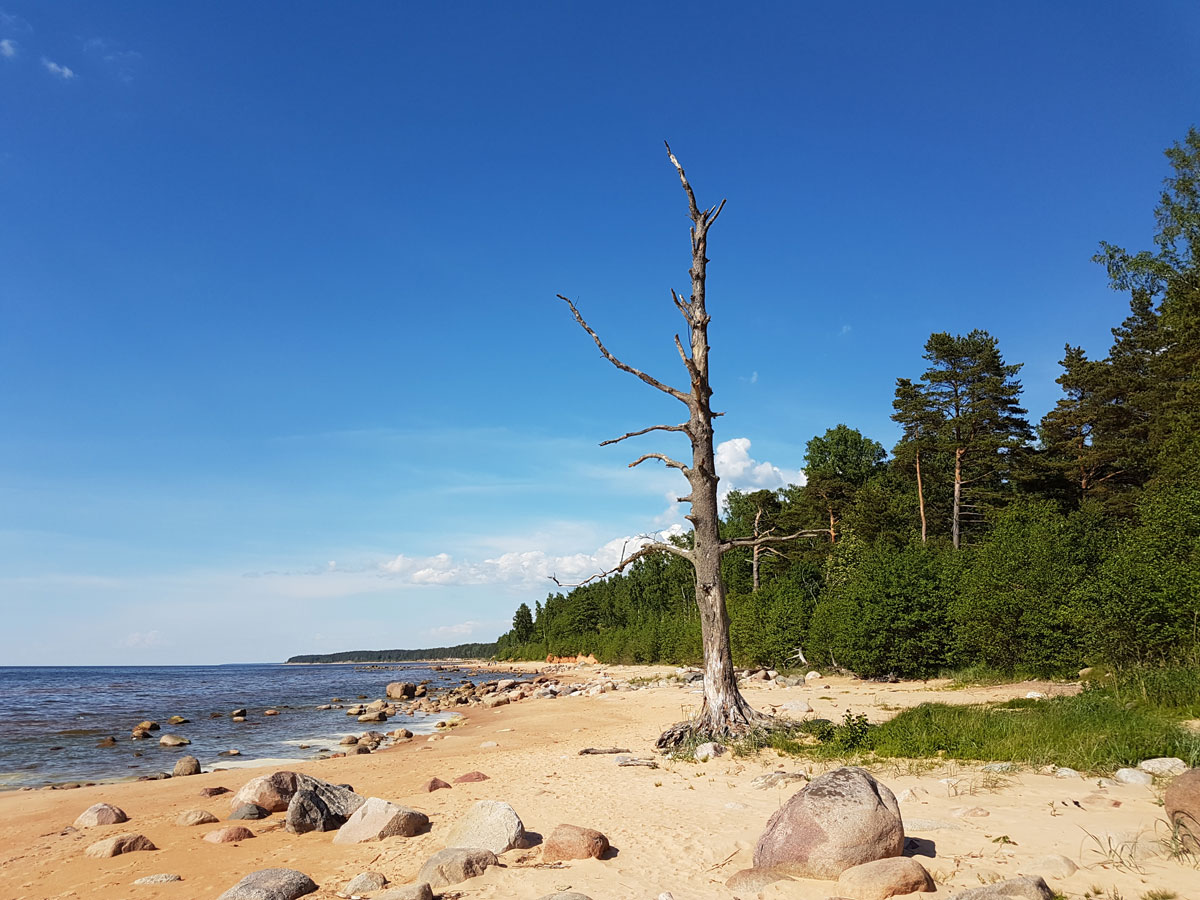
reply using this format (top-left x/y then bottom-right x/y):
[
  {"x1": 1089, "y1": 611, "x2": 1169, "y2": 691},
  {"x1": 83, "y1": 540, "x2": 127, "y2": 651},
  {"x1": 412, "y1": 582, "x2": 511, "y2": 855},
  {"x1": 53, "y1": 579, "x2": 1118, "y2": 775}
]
[
  {"x1": 945, "y1": 875, "x2": 1054, "y2": 900},
  {"x1": 230, "y1": 803, "x2": 271, "y2": 820},
  {"x1": 84, "y1": 832, "x2": 157, "y2": 857},
  {"x1": 1024, "y1": 854, "x2": 1078, "y2": 879},
  {"x1": 74, "y1": 802, "x2": 129, "y2": 827},
  {"x1": 158, "y1": 734, "x2": 191, "y2": 747},
  {"x1": 1054, "y1": 767, "x2": 1081, "y2": 779},
  {"x1": 345, "y1": 872, "x2": 388, "y2": 893},
  {"x1": 421, "y1": 777, "x2": 452, "y2": 792},
  {"x1": 205, "y1": 825, "x2": 256, "y2": 843},
  {"x1": 377, "y1": 885, "x2": 433, "y2": 900},
  {"x1": 135, "y1": 720, "x2": 160, "y2": 732},
  {"x1": 231, "y1": 708, "x2": 247, "y2": 717},
  {"x1": 479, "y1": 740, "x2": 498, "y2": 748},
  {"x1": 201, "y1": 786, "x2": 231, "y2": 797},
  {"x1": 981, "y1": 763, "x2": 1015, "y2": 773},
  {"x1": 780, "y1": 699, "x2": 813, "y2": 714},
  {"x1": 1114, "y1": 767, "x2": 1154, "y2": 785},
  {"x1": 175, "y1": 808, "x2": 219, "y2": 826},
  {"x1": 750, "y1": 771, "x2": 807, "y2": 789},
  {"x1": 725, "y1": 868, "x2": 790, "y2": 891},
  {"x1": 416, "y1": 848, "x2": 498, "y2": 888},
  {"x1": 1025, "y1": 691, "x2": 1045, "y2": 700},
  {"x1": 953, "y1": 806, "x2": 990, "y2": 817},
  {"x1": 265, "y1": 709, "x2": 279, "y2": 716},
  {"x1": 134, "y1": 873, "x2": 183, "y2": 884},
  {"x1": 1139, "y1": 757, "x2": 1187, "y2": 777},
  {"x1": 453, "y1": 771, "x2": 489, "y2": 783},
  {"x1": 693, "y1": 741, "x2": 726, "y2": 762}
]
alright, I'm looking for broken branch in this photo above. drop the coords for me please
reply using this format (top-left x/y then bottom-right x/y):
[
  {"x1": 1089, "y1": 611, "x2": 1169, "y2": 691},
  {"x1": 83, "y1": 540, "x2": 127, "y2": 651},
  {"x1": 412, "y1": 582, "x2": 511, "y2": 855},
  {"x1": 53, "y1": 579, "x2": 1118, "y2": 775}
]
[
  {"x1": 599, "y1": 423, "x2": 689, "y2": 447},
  {"x1": 558, "y1": 294, "x2": 689, "y2": 405},
  {"x1": 548, "y1": 540, "x2": 691, "y2": 588}
]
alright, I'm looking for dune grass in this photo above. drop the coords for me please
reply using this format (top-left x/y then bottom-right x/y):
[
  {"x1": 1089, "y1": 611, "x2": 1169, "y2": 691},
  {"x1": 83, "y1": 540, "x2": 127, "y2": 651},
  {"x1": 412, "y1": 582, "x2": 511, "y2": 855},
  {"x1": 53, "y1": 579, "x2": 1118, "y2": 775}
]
[{"x1": 749, "y1": 689, "x2": 1200, "y2": 773}]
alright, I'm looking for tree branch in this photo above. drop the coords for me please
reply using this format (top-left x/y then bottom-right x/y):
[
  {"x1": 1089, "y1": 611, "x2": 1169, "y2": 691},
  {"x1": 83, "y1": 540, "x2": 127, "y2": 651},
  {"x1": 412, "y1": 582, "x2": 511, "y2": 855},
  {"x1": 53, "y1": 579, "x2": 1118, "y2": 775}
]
[
  {"x1": 629, "y1": 452, "x2": 689, "y2": 473},
  {"x1": 558, "y1": 295, "x2": 689, "y2": 404},
  {"x1": 548, "y1": 540, "x2": 692, "y2": 588},
  {"x1": 721, "y1": 530, "x2": 827, "y2": 552},
  {"x1": 599, "y1": 423, "x2": 689, "y2": 447}
]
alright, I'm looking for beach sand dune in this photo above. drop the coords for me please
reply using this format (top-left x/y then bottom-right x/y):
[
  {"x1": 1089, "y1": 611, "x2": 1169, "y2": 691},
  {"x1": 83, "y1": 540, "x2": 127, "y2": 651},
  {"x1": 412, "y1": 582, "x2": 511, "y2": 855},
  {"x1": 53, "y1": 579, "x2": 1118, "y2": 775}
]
[{"x1": 0, "y1": 666, "x2": 1192, "y2": 900}]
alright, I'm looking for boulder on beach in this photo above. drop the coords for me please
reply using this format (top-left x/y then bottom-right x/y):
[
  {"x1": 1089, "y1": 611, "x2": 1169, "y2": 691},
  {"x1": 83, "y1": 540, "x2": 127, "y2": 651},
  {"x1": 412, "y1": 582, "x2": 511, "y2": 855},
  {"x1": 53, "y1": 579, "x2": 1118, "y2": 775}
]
[
  {"x1": 835, "y1": 857, "x2": 935, "y2": 899},
  {"x1": 216, "y1": 868, "x2": 317, "y2": 900},
  {"x1": 230, "y1": 771, "x2": 301, "y2": 812},
  {"x1": 230, "y1": 803, "x2": 271, "y2": 820},
  {"x1": 420, "y1": 777, "x2": 452, "y2": 792},
  {"x1": 753, "y1": 766, "x2": 904, "y2": 878},
  {"x1": 377, "y1": 885, "x2": 433, "y2": 900},
  {"x1": 415, "y1": 847, "x2": 498, "y2": 888},
  {"x1": 173, "y1": 755, "x2": 201, "y2": 777},
  {"x1": 542, "y1": 823, "x2": 610, "y2": 861},
  {"x1": 134, "y1": 873, "x2": 183, "y2": 884},
  {"x1": 725, "y1": 868, "x2": 791, "y2": 891},
  {"x1": 1140, "y1": 757, "x2": 1187, "y2": 777},
  {"x1": 443, "y1": 800, "x2": 526, "y2": 854},
  {"x1": 453, "y1": 771, "x2": 489, "y2": 783},
  {"x1": 175, "y1": 808, "x2": 219, "y2": 826},
  {"x1": 286, "y1": 782, "x2": 366, "y2": 834},
  {"x1": 946, "y1": 876, "x2": 1054, "y2": 900},
  {"x1": 204, "y1": 825, "x2": 256, "y2": 843},
  {"x1": 74, "y1": 802, "x2": 128, "y2": 828},
  {"x1": 201, "y1": 786, "x2": 231, "y2": 797},
  {"x1": 345, "y1": 872, "x2": 388, "y2": 893},
  {"x1": 1165, "y1": 767, "x2": 1200, "y2": 850},
  {"x1": 84, "y1": 832, "x2": 157, "y2": 858},
  {"x1": 332, "y1": 797, "x2": 429, "y2": 844}
]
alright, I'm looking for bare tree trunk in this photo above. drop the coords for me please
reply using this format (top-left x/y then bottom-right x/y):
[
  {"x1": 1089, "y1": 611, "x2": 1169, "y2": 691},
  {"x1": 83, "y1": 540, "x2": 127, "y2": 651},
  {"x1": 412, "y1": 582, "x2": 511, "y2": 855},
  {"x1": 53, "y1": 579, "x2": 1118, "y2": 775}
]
[
  {"x1": 915, "y1": 447, "x2": 927, "y2": 543},
  {"x1": 827, "y1": 507, "x2": 837, "y2": 544},
  {"x1": 952, "y1": 447, "x2": 963, "y2": 550},
  {"x1": 750, "y1": 506, "x2": 765, "y2": 591}
]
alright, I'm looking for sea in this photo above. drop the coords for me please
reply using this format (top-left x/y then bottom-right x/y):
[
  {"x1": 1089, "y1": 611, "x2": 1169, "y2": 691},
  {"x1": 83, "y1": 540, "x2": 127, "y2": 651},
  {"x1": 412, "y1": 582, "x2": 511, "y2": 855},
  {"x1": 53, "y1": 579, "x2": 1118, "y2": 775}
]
[{"x1": 0, "y1": 663, "x2": 496, "y2": 790}]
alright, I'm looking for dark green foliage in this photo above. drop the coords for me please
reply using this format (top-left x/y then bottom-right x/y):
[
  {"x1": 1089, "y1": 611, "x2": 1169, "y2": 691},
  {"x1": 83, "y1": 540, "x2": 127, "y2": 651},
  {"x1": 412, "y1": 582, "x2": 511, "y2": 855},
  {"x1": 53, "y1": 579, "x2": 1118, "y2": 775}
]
[
  {"x1": 286, "y1": 643, "x2": 499, "y2": 663},
  {"x1": 1085, "y1": 480, "x2": 1200, "y2": 666},
  {"x1": 953, "y1": 500, "x2": 1110, "y2": 677},
  {"x1": 802, "y1": 424, "x2": 887, "y2": 540},
  {"x1": 807, "y1": 537, "x2": 954, "y2": 678}
]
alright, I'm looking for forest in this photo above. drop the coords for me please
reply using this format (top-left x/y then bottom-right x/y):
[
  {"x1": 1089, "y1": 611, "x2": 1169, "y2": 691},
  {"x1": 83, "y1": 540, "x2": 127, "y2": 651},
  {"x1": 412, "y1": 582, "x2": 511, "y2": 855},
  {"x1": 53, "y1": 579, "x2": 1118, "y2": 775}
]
[
  {"x1": 285, "y1": 642, "x2": 499, "y2": 664},
  {"x1": 495, "y1": 129, "x2": 1200, "y2": 681}
]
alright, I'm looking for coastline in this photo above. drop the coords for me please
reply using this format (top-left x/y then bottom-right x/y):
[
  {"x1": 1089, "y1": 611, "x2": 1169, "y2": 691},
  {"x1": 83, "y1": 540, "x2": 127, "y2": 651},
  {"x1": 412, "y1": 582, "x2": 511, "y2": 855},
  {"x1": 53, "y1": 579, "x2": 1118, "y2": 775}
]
[{"x1": 1, "y1": 664, "x2": 1193, "y2": 900}]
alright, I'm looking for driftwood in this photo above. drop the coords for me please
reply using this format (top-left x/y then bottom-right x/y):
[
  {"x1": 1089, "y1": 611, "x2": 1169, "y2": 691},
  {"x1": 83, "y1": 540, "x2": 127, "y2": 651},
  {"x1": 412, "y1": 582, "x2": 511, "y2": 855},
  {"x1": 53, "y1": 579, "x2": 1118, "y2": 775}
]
[
  {"x1": 614, "y1": 755, "x2": 658, "y2": 768},
  {"x1": 578, "y1": 747, "x2": 632, "y2": 755}
]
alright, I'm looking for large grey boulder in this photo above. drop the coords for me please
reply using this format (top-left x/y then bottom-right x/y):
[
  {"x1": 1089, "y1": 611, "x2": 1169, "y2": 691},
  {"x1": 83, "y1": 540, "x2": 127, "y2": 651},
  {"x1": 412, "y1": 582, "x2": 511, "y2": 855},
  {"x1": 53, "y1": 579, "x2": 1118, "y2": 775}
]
[
  {"x1": 835, "y1": 857, "x2": 935, "y2": 899},
  {"x1": 443, "y1": 800, "x2": 526, "y2": 854},
  {"x1": 285, "y1": 781, "x2": 366, "y2": 834},
  {"x1": 946, "y1": 876, "x2": 1054, "y2": 900},
  {"x1": 173, "y1": 755, "x2": 201, "y2": 777},
  {"x1": 345, "y1": 872, "x2": 388, "y2": 893},
  {"x1": 216, "y1": 868, "x2": 318, "y2": 900},
  {"x1": 332, "y1": 797, "x2": 428, "y2": 844},
  {"x1": 415, "y1": 847, "x2": 498, "y2": 888},
  {"x1": 753, "y1": 766, "x2": 904, "y2": 878}
]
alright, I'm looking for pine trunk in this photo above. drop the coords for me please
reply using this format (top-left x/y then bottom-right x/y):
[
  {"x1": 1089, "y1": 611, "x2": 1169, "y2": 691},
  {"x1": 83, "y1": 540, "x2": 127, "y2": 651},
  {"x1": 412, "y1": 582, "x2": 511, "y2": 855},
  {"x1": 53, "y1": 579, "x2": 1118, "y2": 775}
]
[
  {"x1": 952, "y1": 447, "x2": 963, "y2": 550},
  {"x1": 915, "y1": 447, "x2": 927, "y2": 543}
]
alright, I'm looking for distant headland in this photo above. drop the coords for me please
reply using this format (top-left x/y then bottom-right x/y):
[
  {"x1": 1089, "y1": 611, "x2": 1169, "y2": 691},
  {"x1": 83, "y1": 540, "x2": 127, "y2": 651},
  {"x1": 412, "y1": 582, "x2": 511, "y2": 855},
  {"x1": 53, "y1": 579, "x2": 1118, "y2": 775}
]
[{"x1": 284, "y1": 642, "x2": 498, "y2": 664}]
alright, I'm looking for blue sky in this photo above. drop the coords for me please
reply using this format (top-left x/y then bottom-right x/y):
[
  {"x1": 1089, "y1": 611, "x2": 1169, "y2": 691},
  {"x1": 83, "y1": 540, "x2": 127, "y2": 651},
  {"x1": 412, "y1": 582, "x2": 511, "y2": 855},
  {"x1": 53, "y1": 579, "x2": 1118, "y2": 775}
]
[{"x1": 2, "y1": 3, "x2": 1197, "y2": 665}]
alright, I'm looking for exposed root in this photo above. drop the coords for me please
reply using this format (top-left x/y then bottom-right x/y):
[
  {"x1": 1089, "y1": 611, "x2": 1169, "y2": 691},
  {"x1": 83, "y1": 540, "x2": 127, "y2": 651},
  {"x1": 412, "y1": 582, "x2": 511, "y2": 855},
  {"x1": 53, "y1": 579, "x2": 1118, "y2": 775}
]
[{"x1": 655, "y1": 704, "x2": 774, "y2": 750}]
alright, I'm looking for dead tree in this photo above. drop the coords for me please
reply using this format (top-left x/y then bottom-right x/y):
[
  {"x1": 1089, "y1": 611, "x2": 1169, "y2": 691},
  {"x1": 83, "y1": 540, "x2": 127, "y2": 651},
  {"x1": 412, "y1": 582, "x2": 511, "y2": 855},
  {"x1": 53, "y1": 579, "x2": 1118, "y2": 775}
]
[{"x1": 557, "y1": 144, "x2": 823, "y2": 746}]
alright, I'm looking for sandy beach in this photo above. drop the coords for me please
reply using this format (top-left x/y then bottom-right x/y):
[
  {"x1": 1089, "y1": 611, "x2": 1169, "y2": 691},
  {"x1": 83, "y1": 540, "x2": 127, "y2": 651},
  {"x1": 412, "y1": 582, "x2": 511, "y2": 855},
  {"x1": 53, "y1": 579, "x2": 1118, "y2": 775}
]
[{"x1": 1, "y1": 664, "x2": 1194, "y2": 900}]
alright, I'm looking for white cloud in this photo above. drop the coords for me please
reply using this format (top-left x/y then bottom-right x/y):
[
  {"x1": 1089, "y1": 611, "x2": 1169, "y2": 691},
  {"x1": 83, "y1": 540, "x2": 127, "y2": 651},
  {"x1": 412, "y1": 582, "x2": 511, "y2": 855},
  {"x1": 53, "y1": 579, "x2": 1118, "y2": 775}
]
[
  {"x1": 41, "y1": 57, "x2": 74, "y2": 79},
  {"x1": 427, "y1": 620, "x2": 484, "y2": 638},
  {"x1": 714, "y1": 437, "x2": 805, "y2": 505},
  {"x1": 123, "y1": 629, "x2": 163, "y2": 649},
  {"x1": 380, "y1": 525, "x2": 686, "y2": 589},
  {"x1": 750, "y1": 370, "x2": 759, "y2": 384},
  {"x1": 0, "y1": 39, "x2": 16, "y2": 58}
]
